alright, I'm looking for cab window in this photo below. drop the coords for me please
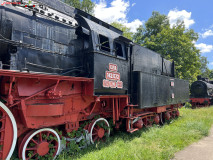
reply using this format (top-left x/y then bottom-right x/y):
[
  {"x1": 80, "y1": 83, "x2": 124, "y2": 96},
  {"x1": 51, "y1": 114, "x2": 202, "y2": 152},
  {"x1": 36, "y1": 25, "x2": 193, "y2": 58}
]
[
  {"x1": 114, "y1": 42, "x2": 126, "y2": 59},
  {"x1": 99, "y1": 35, "x2": 110, "y2": 52}
]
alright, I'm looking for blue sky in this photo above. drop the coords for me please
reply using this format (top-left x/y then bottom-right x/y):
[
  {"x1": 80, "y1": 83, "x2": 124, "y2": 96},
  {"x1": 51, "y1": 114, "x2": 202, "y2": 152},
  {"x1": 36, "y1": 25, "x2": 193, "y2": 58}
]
[{"x1": 92, "y1": 0, "x2": 213, "y2": 69}]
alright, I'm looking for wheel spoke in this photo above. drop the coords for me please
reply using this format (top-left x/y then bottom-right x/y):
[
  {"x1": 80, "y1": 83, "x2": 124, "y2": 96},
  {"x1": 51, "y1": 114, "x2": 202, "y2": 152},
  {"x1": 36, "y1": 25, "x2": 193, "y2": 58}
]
[
  {"x1": 0, "y1": 118, "x2": 5, "y2": 122},
  {"x1": 50, "y1": 146, "x2": 58, "y2": 149},
  {"x1": 39, "y1": 132, "x2": 42, "y2": 142},
  {"x1": 26, "y1": 147, "x2": 37, "y2": 151},
  {"x1": 92, "y1": 132, "x2": 98, "y2": 136},
  {"x1": 93, "y1": 127, "x2": 98, "y2": 131},
  {"x1": 48, "y1": 139, "x2": 54, "y2": 144},
  {"x1": 46, "y1": 132, "x2": 50, "y2": 141},
  {"x1": 93, "y1": 135, "x2": 98, "y2": 142},
  {"x1": 31, "y1": 138, "x2": 38, "y2": 145},
  {"x1": 26, "y1": 152, "x2": 37, "y2": 160}
]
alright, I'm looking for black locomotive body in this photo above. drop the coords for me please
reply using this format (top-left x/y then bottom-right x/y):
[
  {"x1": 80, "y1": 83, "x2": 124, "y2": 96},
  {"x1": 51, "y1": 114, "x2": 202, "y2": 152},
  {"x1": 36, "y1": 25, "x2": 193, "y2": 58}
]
[
  {"x1": 190, "y1": 76, "x2": 213, "y2": 107},
  {"x1": 0, "y1": 0, "x2": 189, "y2": 106},
  {"x1": 0, "y1": 0, "x2": 190, "y2": 159},
  {"x1": 0, "y1": 0, "x2": 85, "y2": 75}
]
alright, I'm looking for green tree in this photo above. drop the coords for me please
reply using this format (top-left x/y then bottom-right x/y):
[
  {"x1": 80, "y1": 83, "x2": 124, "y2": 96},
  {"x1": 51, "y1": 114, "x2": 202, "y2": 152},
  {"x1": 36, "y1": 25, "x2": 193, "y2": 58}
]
[
  {"x1": 111, "y1": 22, "x2": 134, "y2": 40},
  {"x1": 133, "y1": 25, "x2": 145, "y2": 44},
  {"x1": 133, "y1": 12, "x2": 169, "y2": 44},
  {"x1": 134, "y1": 11, "x2": 201, "y2": 82},
  {"x1": 64, "y1": 0, "x2": 95, "y2": 14},
  {"x1": 200, "y1": 56, "x2": 210, "y2": 78},
  {"x1": 209, "y1": 70, "x2": 213, "y2": 79}
]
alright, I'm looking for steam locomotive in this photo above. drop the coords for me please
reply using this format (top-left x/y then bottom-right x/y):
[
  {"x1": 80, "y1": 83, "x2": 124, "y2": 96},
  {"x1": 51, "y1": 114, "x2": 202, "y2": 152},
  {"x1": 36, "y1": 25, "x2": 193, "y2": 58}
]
[
  {"x1": 190, "y1": 76, "x2": 213, "y2": 107},
  {"x1": 0, "y1": 0, "x2": 189, "y2": 159}
]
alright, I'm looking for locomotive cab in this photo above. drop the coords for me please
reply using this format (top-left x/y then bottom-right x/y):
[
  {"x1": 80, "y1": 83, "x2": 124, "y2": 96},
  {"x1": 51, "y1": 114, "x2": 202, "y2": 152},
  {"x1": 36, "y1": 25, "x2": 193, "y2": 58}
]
[{"x1": 75, "y1": 11, "x2": 131, "y2": 95}]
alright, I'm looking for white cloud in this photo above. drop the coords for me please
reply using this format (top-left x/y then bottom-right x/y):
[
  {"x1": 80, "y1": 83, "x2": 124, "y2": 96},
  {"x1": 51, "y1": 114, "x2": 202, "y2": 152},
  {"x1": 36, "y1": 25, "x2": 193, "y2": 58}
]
[
  {"x1": 168, "y1": 9, "x2": 195, "y2": 29},
  {"x1": 210, "y1": 62, "x2": 213, "y2": 65},
  {"x1": 195, "y1": 43, "x2": 213, "y2": 53},
  {"x1": 201, "y1": 30, "x2": 213, "y2": 38},
  {"x1": 123, "y1": 19, "x2": 143, "y2": 33},
  {"x1": 192, "y1": 40, "x2": 196, "y2": 44},
  {"x1": 132, "y1": 3, "x2": 136, "y2": 7},
  {"x1": 94, "y1": 0, "x2": 143, "y2": 32},
  {"x1": 94, "y1": 0, "x2": 129, "y2": 24}
]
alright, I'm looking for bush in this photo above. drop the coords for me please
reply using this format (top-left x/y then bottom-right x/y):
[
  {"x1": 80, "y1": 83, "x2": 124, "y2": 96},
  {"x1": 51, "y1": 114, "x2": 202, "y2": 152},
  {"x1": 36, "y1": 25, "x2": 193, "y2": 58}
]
[{"x1": 185, "y1": 102, "x2": 192, "y2": 108}]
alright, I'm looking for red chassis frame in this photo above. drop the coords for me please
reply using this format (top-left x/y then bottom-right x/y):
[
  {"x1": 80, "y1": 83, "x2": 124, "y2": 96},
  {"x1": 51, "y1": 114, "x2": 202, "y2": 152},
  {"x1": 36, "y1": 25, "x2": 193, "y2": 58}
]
[
  {"x1": 190, "y1": 98, "x2": 211, "y2": 107},
  {"x1": 0, "y1": 70, "x2": 181, "y2": 159}
]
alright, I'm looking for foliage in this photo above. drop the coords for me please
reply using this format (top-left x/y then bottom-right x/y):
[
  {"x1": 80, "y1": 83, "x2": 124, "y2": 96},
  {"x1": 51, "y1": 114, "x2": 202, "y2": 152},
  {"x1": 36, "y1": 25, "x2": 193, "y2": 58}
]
[
  {"x1": 63, "y1": 0, "x2": 95, "y2": 14},
  {"x1": 58, "y1": 107, "x2": 213, "y2": 160},
  {"x1": 134, "y1": 12, "x2": 169, "y2": 44},
  {"x1": 200, "y1": 56, "x2": 210, "y2": 78},
  {"x1": 111, "y1": 22, "x2": 134, "y2": 40},
  {"x1": 65, "y1": 121, "x2": 91, "y2": 156},
  {"x1": 199, "y1": 56, "x2": 213, "y2": 79},
  {"x1": 185, "y1": 102, "x2": 192, "y2": 108},
  {"x1": 133, "y1": 11, "x2": 201, "y2": 82},
  {"x1": 209, "y1": 70, "x2": 213, "y2": 79}
]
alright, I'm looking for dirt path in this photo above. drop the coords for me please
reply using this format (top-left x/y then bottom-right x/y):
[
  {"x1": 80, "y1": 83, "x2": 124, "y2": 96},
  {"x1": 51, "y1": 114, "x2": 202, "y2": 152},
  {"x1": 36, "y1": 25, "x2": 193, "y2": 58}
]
[{"x1": 173, "y1": 127, "x2": 213, "y2": 160}]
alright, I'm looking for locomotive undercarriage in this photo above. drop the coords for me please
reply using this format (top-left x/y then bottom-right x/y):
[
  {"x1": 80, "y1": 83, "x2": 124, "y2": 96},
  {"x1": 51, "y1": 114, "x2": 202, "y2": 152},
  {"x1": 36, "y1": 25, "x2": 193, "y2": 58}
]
[
  {"x1": 0, "y1": 70, "x2": 182, "y2": 159},
  {"x1": 190, "y1": 98, "x2": 212, "y2": 108}
]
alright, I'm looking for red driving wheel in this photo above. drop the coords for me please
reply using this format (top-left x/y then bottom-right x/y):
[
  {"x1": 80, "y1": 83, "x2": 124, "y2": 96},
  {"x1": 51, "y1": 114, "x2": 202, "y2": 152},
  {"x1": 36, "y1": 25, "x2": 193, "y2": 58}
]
[
  {"x1": 19, "y1": 128, "x2": 61, "y2": 160},
  {"x1": 0, "y1": 102, "x2": 17, "y2": 160},
  {"x1": 88, "y1": 118, "x2": 110, "y2": 144}
]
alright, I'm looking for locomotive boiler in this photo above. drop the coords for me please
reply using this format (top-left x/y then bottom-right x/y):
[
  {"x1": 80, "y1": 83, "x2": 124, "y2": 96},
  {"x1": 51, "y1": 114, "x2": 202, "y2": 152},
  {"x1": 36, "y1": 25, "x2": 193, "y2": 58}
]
[
  {"x1": 0, "y1": 0, "x2": 189, "y2": 159},
  {"x1": 190, "y1": 76, "x2": 213, "y2": 107}
]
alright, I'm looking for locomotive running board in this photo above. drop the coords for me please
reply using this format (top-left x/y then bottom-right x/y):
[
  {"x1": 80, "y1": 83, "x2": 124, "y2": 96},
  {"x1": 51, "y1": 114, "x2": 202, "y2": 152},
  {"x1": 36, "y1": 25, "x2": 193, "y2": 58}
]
[{"x1": 0, "y1": 69, "x2": 93, "y2": 81}]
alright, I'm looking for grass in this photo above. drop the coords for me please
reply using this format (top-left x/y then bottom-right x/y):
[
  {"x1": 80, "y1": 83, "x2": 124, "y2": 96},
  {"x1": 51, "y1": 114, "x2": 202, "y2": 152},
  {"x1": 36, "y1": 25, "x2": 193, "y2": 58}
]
[{"x1": 58, "y1": 107, "x2": 213, "y2": 160}]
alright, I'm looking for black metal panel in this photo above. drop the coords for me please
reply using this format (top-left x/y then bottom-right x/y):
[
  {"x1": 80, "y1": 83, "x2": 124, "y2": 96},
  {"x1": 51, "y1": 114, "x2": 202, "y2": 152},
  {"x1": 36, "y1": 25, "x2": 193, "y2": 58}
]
[
  {"x1": 77, "y1": 15, "x2": 129, "y2": 95},
  {"x1": 132, "y1": 71, "x2": 189, "y2": 108},
  {"x1": 75, "y1": 9, "x2": 123, "y2": 35},
  {"x1": 33, "y1": 0, "x2": 76, "y2": 17},
  {"x1": 173, "y1": 78, "x2": 189, "y2": 103},
  {"x1": 132, "y1": 44, "x2": 162, "y2": 75},
  {"x1": 162, "y1": 58, "x2": 174, "y2": 77},
  {"x1": 0, "y1": 5, "x2": 90, "y2": 76},
  {"x1": 0, "y1": 7, "x2": 12, "y2": 69},
  {"x1": 93, "y1": 53, "x2": 129, "y2": 95}
]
